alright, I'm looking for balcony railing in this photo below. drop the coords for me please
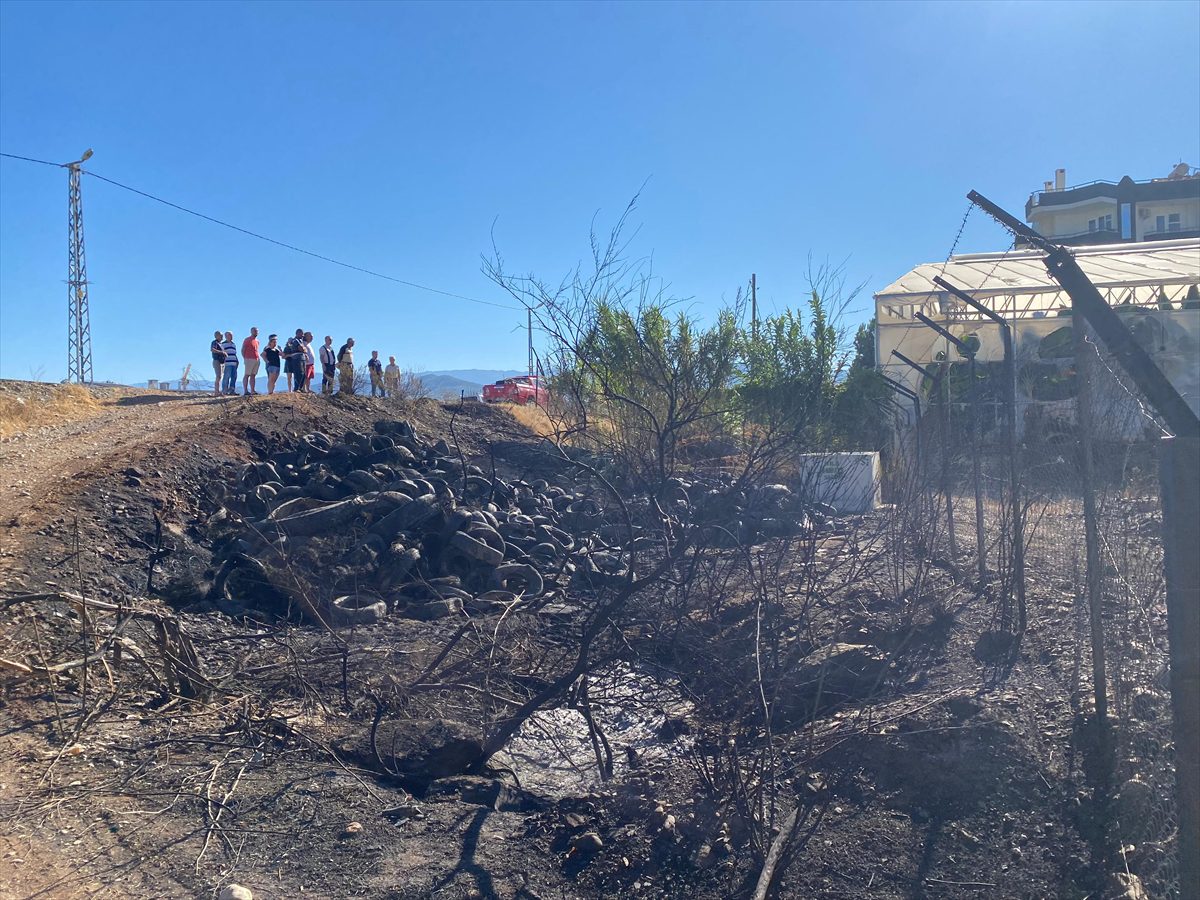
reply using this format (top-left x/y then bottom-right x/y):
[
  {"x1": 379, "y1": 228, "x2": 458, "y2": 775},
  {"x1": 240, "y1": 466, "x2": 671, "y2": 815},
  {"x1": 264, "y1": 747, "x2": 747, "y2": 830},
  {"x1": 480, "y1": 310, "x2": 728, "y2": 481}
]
[
  {"x1": 1029, "y1": 172, "x2": 1198, "y2": 206},
  {"x1": 1043, "y1": 228, "x2": 1124, "y2": 245},
  {"x1": 1142, "y1": 228, "x2": 1200, "y2": 241}
]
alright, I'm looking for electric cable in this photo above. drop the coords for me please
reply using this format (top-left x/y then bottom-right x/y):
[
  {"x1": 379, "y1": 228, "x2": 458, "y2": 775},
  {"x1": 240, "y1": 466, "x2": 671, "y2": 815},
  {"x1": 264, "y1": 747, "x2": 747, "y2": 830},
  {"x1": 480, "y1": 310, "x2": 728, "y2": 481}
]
[{"x1": 0, "y1": 150, "x2": 520, "y2": 311}]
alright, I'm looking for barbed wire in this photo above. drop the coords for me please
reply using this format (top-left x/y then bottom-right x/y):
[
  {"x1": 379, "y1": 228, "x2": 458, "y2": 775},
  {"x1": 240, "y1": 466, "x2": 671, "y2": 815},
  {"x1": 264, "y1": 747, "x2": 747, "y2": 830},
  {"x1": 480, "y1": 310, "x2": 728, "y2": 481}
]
[{"x1": 1079, "y1": 332, "x2": 1170, "y2": 437}]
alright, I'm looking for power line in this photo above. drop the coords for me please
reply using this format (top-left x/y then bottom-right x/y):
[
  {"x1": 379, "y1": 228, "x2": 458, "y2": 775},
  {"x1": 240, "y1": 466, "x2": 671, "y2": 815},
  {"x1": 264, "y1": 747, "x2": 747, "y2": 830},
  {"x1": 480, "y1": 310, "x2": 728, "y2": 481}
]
[
  {"x1": 0, "y1": 152, "x2": 62, "y2": 168},
  {"x1": 0, "y1": 150, "x2": 519, "y2": 311}
]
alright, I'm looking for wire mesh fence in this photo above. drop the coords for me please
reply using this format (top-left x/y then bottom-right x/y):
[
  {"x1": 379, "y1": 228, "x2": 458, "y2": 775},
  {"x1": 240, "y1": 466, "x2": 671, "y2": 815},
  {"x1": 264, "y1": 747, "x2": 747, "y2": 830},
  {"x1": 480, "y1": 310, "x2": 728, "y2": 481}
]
[{"x1": 889, "y1": 326, "x2": 1185, "y2": 898}]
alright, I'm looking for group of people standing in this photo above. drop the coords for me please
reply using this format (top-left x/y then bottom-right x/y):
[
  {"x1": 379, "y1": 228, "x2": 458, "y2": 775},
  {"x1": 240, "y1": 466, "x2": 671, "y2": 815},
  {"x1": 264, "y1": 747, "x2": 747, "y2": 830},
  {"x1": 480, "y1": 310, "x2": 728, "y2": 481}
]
[{"x1": 209, "y1": 329, "x2": 403, "y2": 398}]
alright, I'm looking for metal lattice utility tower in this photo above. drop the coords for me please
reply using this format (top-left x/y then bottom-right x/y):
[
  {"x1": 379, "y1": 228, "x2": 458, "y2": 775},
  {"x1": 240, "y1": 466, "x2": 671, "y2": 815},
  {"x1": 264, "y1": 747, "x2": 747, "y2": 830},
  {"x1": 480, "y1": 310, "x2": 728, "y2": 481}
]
[{"x1": 66, "y1": 149, "x2": 94, "y2": 383}]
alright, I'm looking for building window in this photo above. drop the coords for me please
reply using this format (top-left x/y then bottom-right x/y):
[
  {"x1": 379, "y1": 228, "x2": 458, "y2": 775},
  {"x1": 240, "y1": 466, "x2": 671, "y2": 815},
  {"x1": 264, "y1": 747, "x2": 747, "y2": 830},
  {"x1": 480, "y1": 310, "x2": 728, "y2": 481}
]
[
  {"x1": 1120, "y1": 204, "x2": 1132, "y2": 239},
  {"x1": 1088, "y1": 214, "x2": 1114, "y2": 233},
  {"x1": 1156, "y1": 213, "x2": 1183, "y2": 234}
]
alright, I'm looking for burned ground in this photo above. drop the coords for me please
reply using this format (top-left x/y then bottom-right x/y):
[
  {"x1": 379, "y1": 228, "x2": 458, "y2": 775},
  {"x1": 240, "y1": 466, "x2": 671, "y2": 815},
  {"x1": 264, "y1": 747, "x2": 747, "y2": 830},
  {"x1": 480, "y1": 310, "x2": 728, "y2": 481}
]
[{"x1": 0, "y1": 385, "x2": 1172, "y2": 899}]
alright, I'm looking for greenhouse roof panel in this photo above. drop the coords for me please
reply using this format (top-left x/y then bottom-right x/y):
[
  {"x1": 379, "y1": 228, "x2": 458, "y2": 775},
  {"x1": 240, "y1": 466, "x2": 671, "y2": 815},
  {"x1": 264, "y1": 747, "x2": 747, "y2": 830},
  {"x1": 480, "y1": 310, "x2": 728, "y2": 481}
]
[{"x1": 876, "y1": 239, "x2": 1200, "y2": 301}]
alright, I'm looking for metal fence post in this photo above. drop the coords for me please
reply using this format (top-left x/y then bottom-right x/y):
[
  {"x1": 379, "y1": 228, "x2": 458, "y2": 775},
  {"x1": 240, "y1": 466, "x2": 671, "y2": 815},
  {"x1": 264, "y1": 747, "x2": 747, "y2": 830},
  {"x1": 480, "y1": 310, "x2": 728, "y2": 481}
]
[
  {"x1": 969, "y1": 354, "x2": 986, "y2": 583},
  {"x1": 1073, "y1": 316, "x2": 1110, "y2": 777},
  {"x1": 1159, "y1": 435, "x2": 1200, "y2": 900}
]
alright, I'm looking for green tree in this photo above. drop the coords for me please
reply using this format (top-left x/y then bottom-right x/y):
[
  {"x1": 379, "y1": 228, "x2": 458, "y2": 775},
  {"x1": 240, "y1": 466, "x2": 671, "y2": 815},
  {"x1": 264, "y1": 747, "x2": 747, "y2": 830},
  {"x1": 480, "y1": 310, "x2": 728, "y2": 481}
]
[
  {"x1": 736, "y1": 291, "x2": 843, "y2": 443},
  {"x1": 569, "y1": 300, "x2": 740, "y2": 488},
  {"x1": 831, "y1": 318, "x2": 890, "y2": 450}
]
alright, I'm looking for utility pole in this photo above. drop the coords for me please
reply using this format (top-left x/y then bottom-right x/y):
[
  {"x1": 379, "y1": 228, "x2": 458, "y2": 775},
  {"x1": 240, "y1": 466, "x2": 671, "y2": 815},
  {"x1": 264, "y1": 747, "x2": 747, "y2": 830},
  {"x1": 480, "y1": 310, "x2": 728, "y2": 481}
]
[
  {"x1": 527, "y1": 308, "x2": 534, "y2": 377},
  {"x1": 750, "y1": 273, "x2": 758, "y2": 338},
  {"x1": 66, "y1": 149, "x2": 95, "y2": 383}
]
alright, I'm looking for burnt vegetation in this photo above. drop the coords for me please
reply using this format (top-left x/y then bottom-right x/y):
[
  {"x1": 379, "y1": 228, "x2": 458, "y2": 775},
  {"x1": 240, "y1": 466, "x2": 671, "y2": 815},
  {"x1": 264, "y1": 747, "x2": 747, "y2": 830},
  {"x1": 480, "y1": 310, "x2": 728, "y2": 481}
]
[{"x1": 0, "y1": 213, "x2": 1181, "y2": 900}]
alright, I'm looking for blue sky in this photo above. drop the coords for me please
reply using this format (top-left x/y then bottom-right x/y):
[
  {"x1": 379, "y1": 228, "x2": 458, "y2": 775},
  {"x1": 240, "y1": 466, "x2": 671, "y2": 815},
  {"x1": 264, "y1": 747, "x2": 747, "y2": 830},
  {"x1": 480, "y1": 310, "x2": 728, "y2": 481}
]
[{"x1": 2, "y1": 0, "x2": 1197, "y2": 384}]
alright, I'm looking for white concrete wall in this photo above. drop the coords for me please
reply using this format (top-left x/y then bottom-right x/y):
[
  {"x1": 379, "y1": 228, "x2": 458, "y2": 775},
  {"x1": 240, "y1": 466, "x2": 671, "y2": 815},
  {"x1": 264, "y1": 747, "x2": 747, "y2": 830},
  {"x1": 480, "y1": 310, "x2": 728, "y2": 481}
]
[
  {"x1": 1138, "y1": 198, "x2": 1200, "y2": 236},
  {"x1": 1034, "y1": 196, "x2": 1199, "y2": 240},
  {"x1": 1032, "y1": 200, "x2": 1118, "y2": 238}
]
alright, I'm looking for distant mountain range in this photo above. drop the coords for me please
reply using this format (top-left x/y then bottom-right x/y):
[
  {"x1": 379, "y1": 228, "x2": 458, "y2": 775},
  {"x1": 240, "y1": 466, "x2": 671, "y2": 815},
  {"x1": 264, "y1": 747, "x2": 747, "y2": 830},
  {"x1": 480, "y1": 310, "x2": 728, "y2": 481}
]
[
  {"x1": 416, "y1": 370, "x2": 525, "y2": 399},
  {"x1": 130, "y1": 368, "x2": 527, "y2": 398}
]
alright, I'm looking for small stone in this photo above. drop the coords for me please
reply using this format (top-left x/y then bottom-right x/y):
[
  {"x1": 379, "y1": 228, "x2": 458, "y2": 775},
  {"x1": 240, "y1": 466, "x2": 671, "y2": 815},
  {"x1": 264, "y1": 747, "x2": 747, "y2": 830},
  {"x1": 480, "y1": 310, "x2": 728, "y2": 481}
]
[
  {"x1": 957, "y1": 826, "x2": 982, "y2": 848},
  {"x1": 571, "y1": 831, "x2": 603, "y2": 854},
  {"x1": 342, "y1": 821, "x2": 363, "y2": 837},
  {"x1": 219, "y1": 886, "x2": 253, "y2": 900}
]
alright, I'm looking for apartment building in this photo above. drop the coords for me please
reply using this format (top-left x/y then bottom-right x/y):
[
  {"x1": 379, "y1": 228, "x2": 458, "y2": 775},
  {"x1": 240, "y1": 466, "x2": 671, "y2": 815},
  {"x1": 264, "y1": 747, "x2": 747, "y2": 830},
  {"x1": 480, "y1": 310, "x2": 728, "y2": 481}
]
[{"x1": 1025, "y1": 163, "x2": 1199, "y2": 246}]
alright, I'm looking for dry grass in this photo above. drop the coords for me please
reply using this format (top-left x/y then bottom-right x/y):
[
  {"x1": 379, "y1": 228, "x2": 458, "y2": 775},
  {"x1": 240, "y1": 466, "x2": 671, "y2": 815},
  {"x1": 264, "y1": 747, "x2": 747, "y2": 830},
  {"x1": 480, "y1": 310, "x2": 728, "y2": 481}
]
[
  {"x1": 492, "y1": 401, "x2": 563, "y2": 439},
  {"x1": 0, "y1": 384, "x2": 101, "y2": 438}
]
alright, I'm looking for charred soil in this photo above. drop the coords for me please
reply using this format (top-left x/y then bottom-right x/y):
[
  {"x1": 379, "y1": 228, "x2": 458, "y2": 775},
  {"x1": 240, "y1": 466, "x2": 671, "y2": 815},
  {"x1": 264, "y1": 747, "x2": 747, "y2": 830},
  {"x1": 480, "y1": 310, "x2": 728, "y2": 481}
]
[{"x1": 0, "y1": 387, "x2": 1167, "y2": 899}]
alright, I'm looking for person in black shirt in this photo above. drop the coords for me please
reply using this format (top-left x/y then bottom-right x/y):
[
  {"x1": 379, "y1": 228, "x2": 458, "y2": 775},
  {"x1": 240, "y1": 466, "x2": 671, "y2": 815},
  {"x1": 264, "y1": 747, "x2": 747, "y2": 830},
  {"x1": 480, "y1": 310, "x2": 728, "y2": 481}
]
[
  {"x1": 282, "y1": 328, "x2": 305, "y2": 392},
  {"x1": 262, "y1": 334, "x2": 282, "y2": 394},
  {"x1": 210, "y1": 330, "x2": 225, "y2": 397},
  {"x1": 368, "y1": 350, "x2": 385, "y2": 397}
]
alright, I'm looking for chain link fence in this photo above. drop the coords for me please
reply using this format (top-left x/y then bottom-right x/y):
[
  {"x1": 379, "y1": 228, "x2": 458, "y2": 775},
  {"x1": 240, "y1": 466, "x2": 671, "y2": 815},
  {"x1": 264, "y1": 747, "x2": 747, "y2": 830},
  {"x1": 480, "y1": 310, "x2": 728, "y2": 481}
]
[{"x1": 904, "y1": 330, "x2": 1185, "y2": 898}]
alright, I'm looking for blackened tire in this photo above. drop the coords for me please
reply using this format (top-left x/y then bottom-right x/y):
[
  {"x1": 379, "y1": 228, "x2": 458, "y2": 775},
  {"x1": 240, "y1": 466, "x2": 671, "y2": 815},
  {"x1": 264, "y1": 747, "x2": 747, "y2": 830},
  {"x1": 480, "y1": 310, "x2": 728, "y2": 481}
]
[
  {"x1": 329, "y1": 594, "x2": 387, "y2": 626},
  {"x1": 491, "y1": 563, "x2": 544, "y2": 598},
  {"x1": 449, "y1": 529, "x2": 505, "y2": 567}
]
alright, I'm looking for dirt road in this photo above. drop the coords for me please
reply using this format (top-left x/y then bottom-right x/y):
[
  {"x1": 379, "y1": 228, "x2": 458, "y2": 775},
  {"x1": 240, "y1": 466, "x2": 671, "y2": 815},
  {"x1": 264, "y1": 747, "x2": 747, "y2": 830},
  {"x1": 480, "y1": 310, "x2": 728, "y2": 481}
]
[
  {"x1": 1, "y1": 394, "x2": 220, "y2": 521},
  {"x1": 0, "y1": 392, "x2": 223, "y2": 579}
]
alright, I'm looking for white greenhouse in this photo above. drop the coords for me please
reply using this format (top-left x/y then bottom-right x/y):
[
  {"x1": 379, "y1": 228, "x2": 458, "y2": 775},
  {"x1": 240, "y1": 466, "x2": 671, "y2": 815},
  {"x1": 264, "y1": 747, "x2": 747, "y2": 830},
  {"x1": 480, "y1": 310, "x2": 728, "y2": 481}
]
[{"x1": 874, "y1": 239, "x2": 1200, "y2": 439}]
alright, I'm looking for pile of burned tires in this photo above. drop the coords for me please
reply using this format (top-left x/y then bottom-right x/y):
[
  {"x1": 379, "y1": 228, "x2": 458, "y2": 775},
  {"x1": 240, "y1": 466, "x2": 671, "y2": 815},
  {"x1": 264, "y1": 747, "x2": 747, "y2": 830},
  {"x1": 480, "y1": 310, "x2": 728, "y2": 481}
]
[
  {"x1": 207, "y1": 420, "x2": 632, "y2": 626},
  {"x1": 205, "y1": 420, "x2": 824, "y2": 627}
]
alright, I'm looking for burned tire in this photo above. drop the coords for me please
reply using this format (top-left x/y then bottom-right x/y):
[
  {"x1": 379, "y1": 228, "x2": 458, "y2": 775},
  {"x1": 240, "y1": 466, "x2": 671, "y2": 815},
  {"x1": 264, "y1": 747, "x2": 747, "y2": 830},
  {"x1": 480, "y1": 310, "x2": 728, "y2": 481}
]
[
  {"x1": 491, "y1": 563, "x2": 544, "y2": 598},
  {"x1": 328, "y1": 594, "x2": 387, "y2": 626},
  {"x1": 449, "y1": 529, "x2": 504, "y2": 567}
]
